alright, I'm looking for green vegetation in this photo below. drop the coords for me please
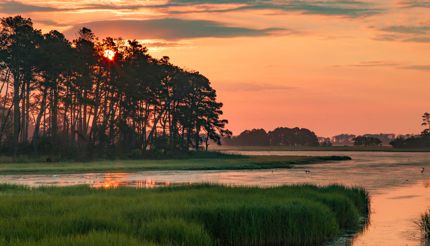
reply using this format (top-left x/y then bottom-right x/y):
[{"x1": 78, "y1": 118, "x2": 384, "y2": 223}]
[
  {"x1": 0, "y1": 154, "x2": 351, "y2": 174},
  {"x1": 421, "y1": 210, "x2": 430, "y2": 242},
  {"x1": 0, "y1": 184, "x2": 369, "y2": 246}
]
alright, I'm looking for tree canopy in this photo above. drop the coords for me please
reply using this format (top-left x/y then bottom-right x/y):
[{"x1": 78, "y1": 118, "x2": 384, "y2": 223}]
[
  {"x1": 353, "y1": 136, "x2": 382, "y2": 146},
  {"x1": 390, "y1": 112, "x2": 430, "y2": 149},
  {"x1": 0, "y1": 16, "x2": 231, "y2": 158},
  {"x1": 225, "y1": 127, "x2": 319, "y2": 147}
]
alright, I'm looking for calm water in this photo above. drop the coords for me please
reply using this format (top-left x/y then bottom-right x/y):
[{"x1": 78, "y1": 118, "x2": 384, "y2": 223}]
[{"x1": 1, "y1": 151, "x2": 430, "y2": 245}]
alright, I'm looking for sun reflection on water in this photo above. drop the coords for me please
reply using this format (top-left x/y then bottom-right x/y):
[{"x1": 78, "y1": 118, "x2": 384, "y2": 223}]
[{"x1": 90, "y1": 173, "x2": 172, "y2": 189}]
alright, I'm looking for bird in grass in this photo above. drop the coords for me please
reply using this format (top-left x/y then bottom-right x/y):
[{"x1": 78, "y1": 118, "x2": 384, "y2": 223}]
[
  {"x1": 305, "y1": 170, "x2": 311, "y2": 174},
  {"x1": 421, "y1": 167, "x2": 425, "y2": 174}
]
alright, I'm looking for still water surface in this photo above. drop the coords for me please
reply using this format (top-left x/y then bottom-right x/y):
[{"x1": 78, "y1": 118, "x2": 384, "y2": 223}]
[{"x1": 1, "y1": 151, "x2": 430, "y2": 245}]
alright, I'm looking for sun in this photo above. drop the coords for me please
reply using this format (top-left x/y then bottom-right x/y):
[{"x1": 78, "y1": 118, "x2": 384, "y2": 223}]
[{"x1": 103, "y1": 49, "x2": 115, "y2": 61}]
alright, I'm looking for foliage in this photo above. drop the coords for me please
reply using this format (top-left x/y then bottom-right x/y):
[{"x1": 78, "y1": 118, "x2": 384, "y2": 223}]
[
  {"x1": 390, "y1": 135, "x2": 430, "y2": 149},
  {"x1": 0, "y1": 155, "x2": 351, "y2": 174},
  {"x1": 421, "y1": 210, "x2": 430, "y2": 242},
  {"x1": 226, "y1": 127, "x2": 319, "y2": 147},
  {"x1": 353, "y1": 136, "x2": 382, "y2": 146},
  {"x1": 390, "y1": 113, "x2": 430, "y2": 149},
  {"x1": 0, "y1": 16, "x2": 231, "y2": 158},
  {"x1": 0, "y1": 184, "x2": 369, "y2": 246}
]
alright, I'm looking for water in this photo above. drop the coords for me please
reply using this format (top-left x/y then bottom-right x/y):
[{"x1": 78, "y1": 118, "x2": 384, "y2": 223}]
[{"x1": 1, "y1": 151, "x2": 430, "y2": 245}]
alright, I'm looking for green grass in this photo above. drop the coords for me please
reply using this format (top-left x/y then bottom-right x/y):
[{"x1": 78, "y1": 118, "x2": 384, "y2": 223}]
[
  {"x1": 0, "y1": 154, "x2": 351, "y2": 174},
  {"x1": 0, "y1": 184, "x2": 369, "y2": 246},
  {"x1": 421, "y1": 210, "x2": 430, "y2": 242}
]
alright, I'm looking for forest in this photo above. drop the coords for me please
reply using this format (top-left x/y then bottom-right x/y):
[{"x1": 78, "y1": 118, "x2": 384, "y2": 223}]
[
  {"x1": 0, "y1": 16, "x2": 231, "y2": 159},
  {"x1": 224, "y1": 127, "x2": 319, "y2": 146}
]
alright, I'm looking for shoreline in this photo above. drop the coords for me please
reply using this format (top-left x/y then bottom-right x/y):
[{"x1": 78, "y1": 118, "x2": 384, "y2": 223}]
[
  {"x1": 215, "y1": 146, "x2": 430, "y2": 152},
  {"x1": 0, "y1": 155, "x2": 351, "y2": 175}
]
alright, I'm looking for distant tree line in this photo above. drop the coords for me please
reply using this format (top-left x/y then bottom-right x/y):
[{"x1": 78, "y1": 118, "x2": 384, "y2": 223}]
[
  {"x1": 332, "y1": 133, "x2": 395, "y2": 146},
  {"x1": 389, "y1": 113, "x2": 430, "y2": 149},
  {"x1": 224, "y1": 127, "x2": 319, "y2": 146},
  {"x1": 353, "y1": 136, "x2": 382, "y2": 146},
  {"x1": 0, "y1": 16, "x2": 231, "y2": 158}
]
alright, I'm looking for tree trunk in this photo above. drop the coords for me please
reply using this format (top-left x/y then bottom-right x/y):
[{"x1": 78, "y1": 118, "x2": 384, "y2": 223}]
[
  {"x1": 13, "y1": 73, "x2": 21, "y2": 154},
  {"x1": 32, "y1": 87, "x2": 48, "y2": 153}
]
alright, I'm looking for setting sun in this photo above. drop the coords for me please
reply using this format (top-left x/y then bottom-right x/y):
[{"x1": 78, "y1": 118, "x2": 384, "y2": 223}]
[{"x1": 103, "y1": 49, "x2": 115, "y2": 61}]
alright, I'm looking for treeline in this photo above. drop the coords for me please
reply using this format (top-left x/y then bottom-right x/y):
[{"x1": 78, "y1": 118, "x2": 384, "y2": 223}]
[
  {"x1": 224, "y1": 127, "x2": 319, "y2": 146},
  {"x1": 0, "y1": 16, "x2": 230, "y2": 158},
  {"x1": 389, "y1": 112, "x2": 430, "y2": 149}
]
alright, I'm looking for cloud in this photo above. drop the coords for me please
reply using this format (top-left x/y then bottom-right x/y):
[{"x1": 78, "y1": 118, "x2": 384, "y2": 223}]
[
  {"x1": 381, "y1": 25, "x2": 430, "y2": 34},
  {"x1": 0, "y1": 1, "x2": 161, "y2": 13},
  {"x1": 34, "y1": 19, "x2": 70, "y2": 27},
  {"x1": 402, "y1": 65, "x2": 430, "y2": 71},
  {"x1": 0, "y1": 0, "x2": 382, "y2": 18},
  {"x1": 64, "y1": 18, "x2": 287, "y2": 40},
  {"x1": 0, "y1": 1, "x2": 57, "y2": 13},
  {"x1": 400, "y1": 0, "x2": 430, "y2": 8},
  {"x1": 339, "y1": 60, "x2": 430, "y2": 72},
  {"x1": 377, "y1": 24, "x2": 430, "y2": 43},
  {"x1": 141, "y1": 41, "x2": 184, "y2": 48},
  {"x1": 345, "y1": 60, "x2": 400, "y2": 67},
  {"x1": 218, "y1": 82, "x2": 296, "y2": 92},
  {"x1": 168, "y1": 0, "x2": 382, "y2": 17},
  {"x1": 404, "y1": 36, "x2": 430, "y2": 42}
]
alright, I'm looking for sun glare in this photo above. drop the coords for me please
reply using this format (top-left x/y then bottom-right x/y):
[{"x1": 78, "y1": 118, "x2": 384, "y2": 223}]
[{"x1": 103, "y1": 49, "x2": 115, "y2": 61}]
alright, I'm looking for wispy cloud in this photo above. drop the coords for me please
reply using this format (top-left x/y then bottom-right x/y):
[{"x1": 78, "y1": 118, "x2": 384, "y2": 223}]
[
  {"x1": 0, "y1": 1, "x2": 159, "y2": 13},
  {"x1": 0, "y1": 0, "x2": 382, "y2": 18},
  {"x1": 0, "y1": 1, "x2": 57, "y2": 13},
  {"x1": 345, "y1": 60, "x2": 400, "y2": 67},
  {"x1": 168, "y1": 0, "x2": 382, "y2": 17},
  {"x1": 402, "y1": 65, "x2": 430, "y2": 71},
  {"x1": 64, "y1": 18, "x2": 287, "y2": 40},
  {"x1": 218, "y1": 82, "x2": 296, "y2": 92},
  {"x1": 400, "y1": 0, "x2": 430, "y2": 8},
  {"x1": 381, "y1": 25, "x2": 430, "y2": 35},
  {"x1": 376, "y1": 24, "x2": 430, "y2": 43},
  {"x1": 339, "y1": 60, "x2": 430, "y2": 72}
]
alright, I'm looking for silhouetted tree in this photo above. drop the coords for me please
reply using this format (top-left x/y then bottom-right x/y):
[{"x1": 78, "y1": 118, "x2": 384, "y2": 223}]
[
  {"x1": 268, "y1": 127, "x2": 319, "y2": 146},
  {"x1": 0, "y1": 16, "x2": 230, "y2": 158},
  {"x1": 353, "y1": 136, "x2": 382, "y2": 146},
  {"x1": 0, "y1": 16, "x2": 41, "y2": 153},
  {"x1": 226, "y1": 127, "x2": 319, "y2": 147},
  {"x1": 422, "y1": 112, "x2": 430, "y2": 135},
  {"x1": 390, "y1": 113, "x2": 430, "y2": 149},
  {"x1": 227, "y1": 129, "x2": 269, "y2": 146}
]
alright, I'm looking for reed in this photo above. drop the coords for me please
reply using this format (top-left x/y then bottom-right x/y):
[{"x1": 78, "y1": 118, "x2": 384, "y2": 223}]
[{"x1": 0, "y1": 184, "x2": 369, "y2": 245}]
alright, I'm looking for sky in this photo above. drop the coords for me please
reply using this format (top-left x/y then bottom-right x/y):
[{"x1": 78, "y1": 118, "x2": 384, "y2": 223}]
[{"x1": 0, "y1": 0, "x2": 429, "y2": 137}]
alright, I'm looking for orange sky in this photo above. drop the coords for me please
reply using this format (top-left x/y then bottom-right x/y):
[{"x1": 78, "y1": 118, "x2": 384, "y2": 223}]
[{"x1": 1, "y1": 0, "x2": 429, "y2": 137}]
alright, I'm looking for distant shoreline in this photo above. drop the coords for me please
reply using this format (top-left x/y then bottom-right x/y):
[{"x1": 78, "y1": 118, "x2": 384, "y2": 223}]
[
  {"x1": 215, "y1": 145, "x2": 430, "y2": 152},
  {"x1": 0, "y1": 155, "x2": 350, "y2": 175}
]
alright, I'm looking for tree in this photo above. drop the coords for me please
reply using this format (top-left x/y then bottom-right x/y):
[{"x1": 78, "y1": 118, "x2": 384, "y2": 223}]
[
  {"x1": 0, "y1": 15, "x2": 230, "y2": 158},
  {"x1": 422, "y1": 112, "x2": 430, "y2": 135},
  {"x1": 0, "y1": 16, "x2": 41, "y2": 153},
  {"x1": 268, "y1": 127, "x2": 319, "y2": 146},
  {"x1": 32, "y1": 30, "x2": 73, "y2": 153},
  {"x1": 227, "y1": 129, "x2": 269, "y2": 146},
  {"x1": 353, "y1": 136, "x2": 382, "y2": 146}
]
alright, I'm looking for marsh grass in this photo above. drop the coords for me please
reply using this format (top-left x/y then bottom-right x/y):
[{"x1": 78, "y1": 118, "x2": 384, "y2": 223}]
[
  {"x1": 421, "y1": 210, "x2": 430, "y2": 242},
  {"x1": 0, "y1": 184, "x2": 369, "y2": 245},
  {"x1": 0, "y1": 155, "x2": 351, "y2": 174}
]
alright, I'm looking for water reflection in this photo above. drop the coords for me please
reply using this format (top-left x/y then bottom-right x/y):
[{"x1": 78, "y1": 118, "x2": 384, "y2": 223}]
[
  {"x1": 91, "y1": 173, "x2": 172, "y2": 189},
  {"x1": 1, "y1": 151, "x2": 430, "y2": 245}
]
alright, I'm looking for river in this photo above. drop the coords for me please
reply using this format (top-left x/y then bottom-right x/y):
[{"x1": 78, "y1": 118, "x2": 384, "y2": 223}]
[{"x1": 0, "y1": 151, "x2": 429, "y2": 245}]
